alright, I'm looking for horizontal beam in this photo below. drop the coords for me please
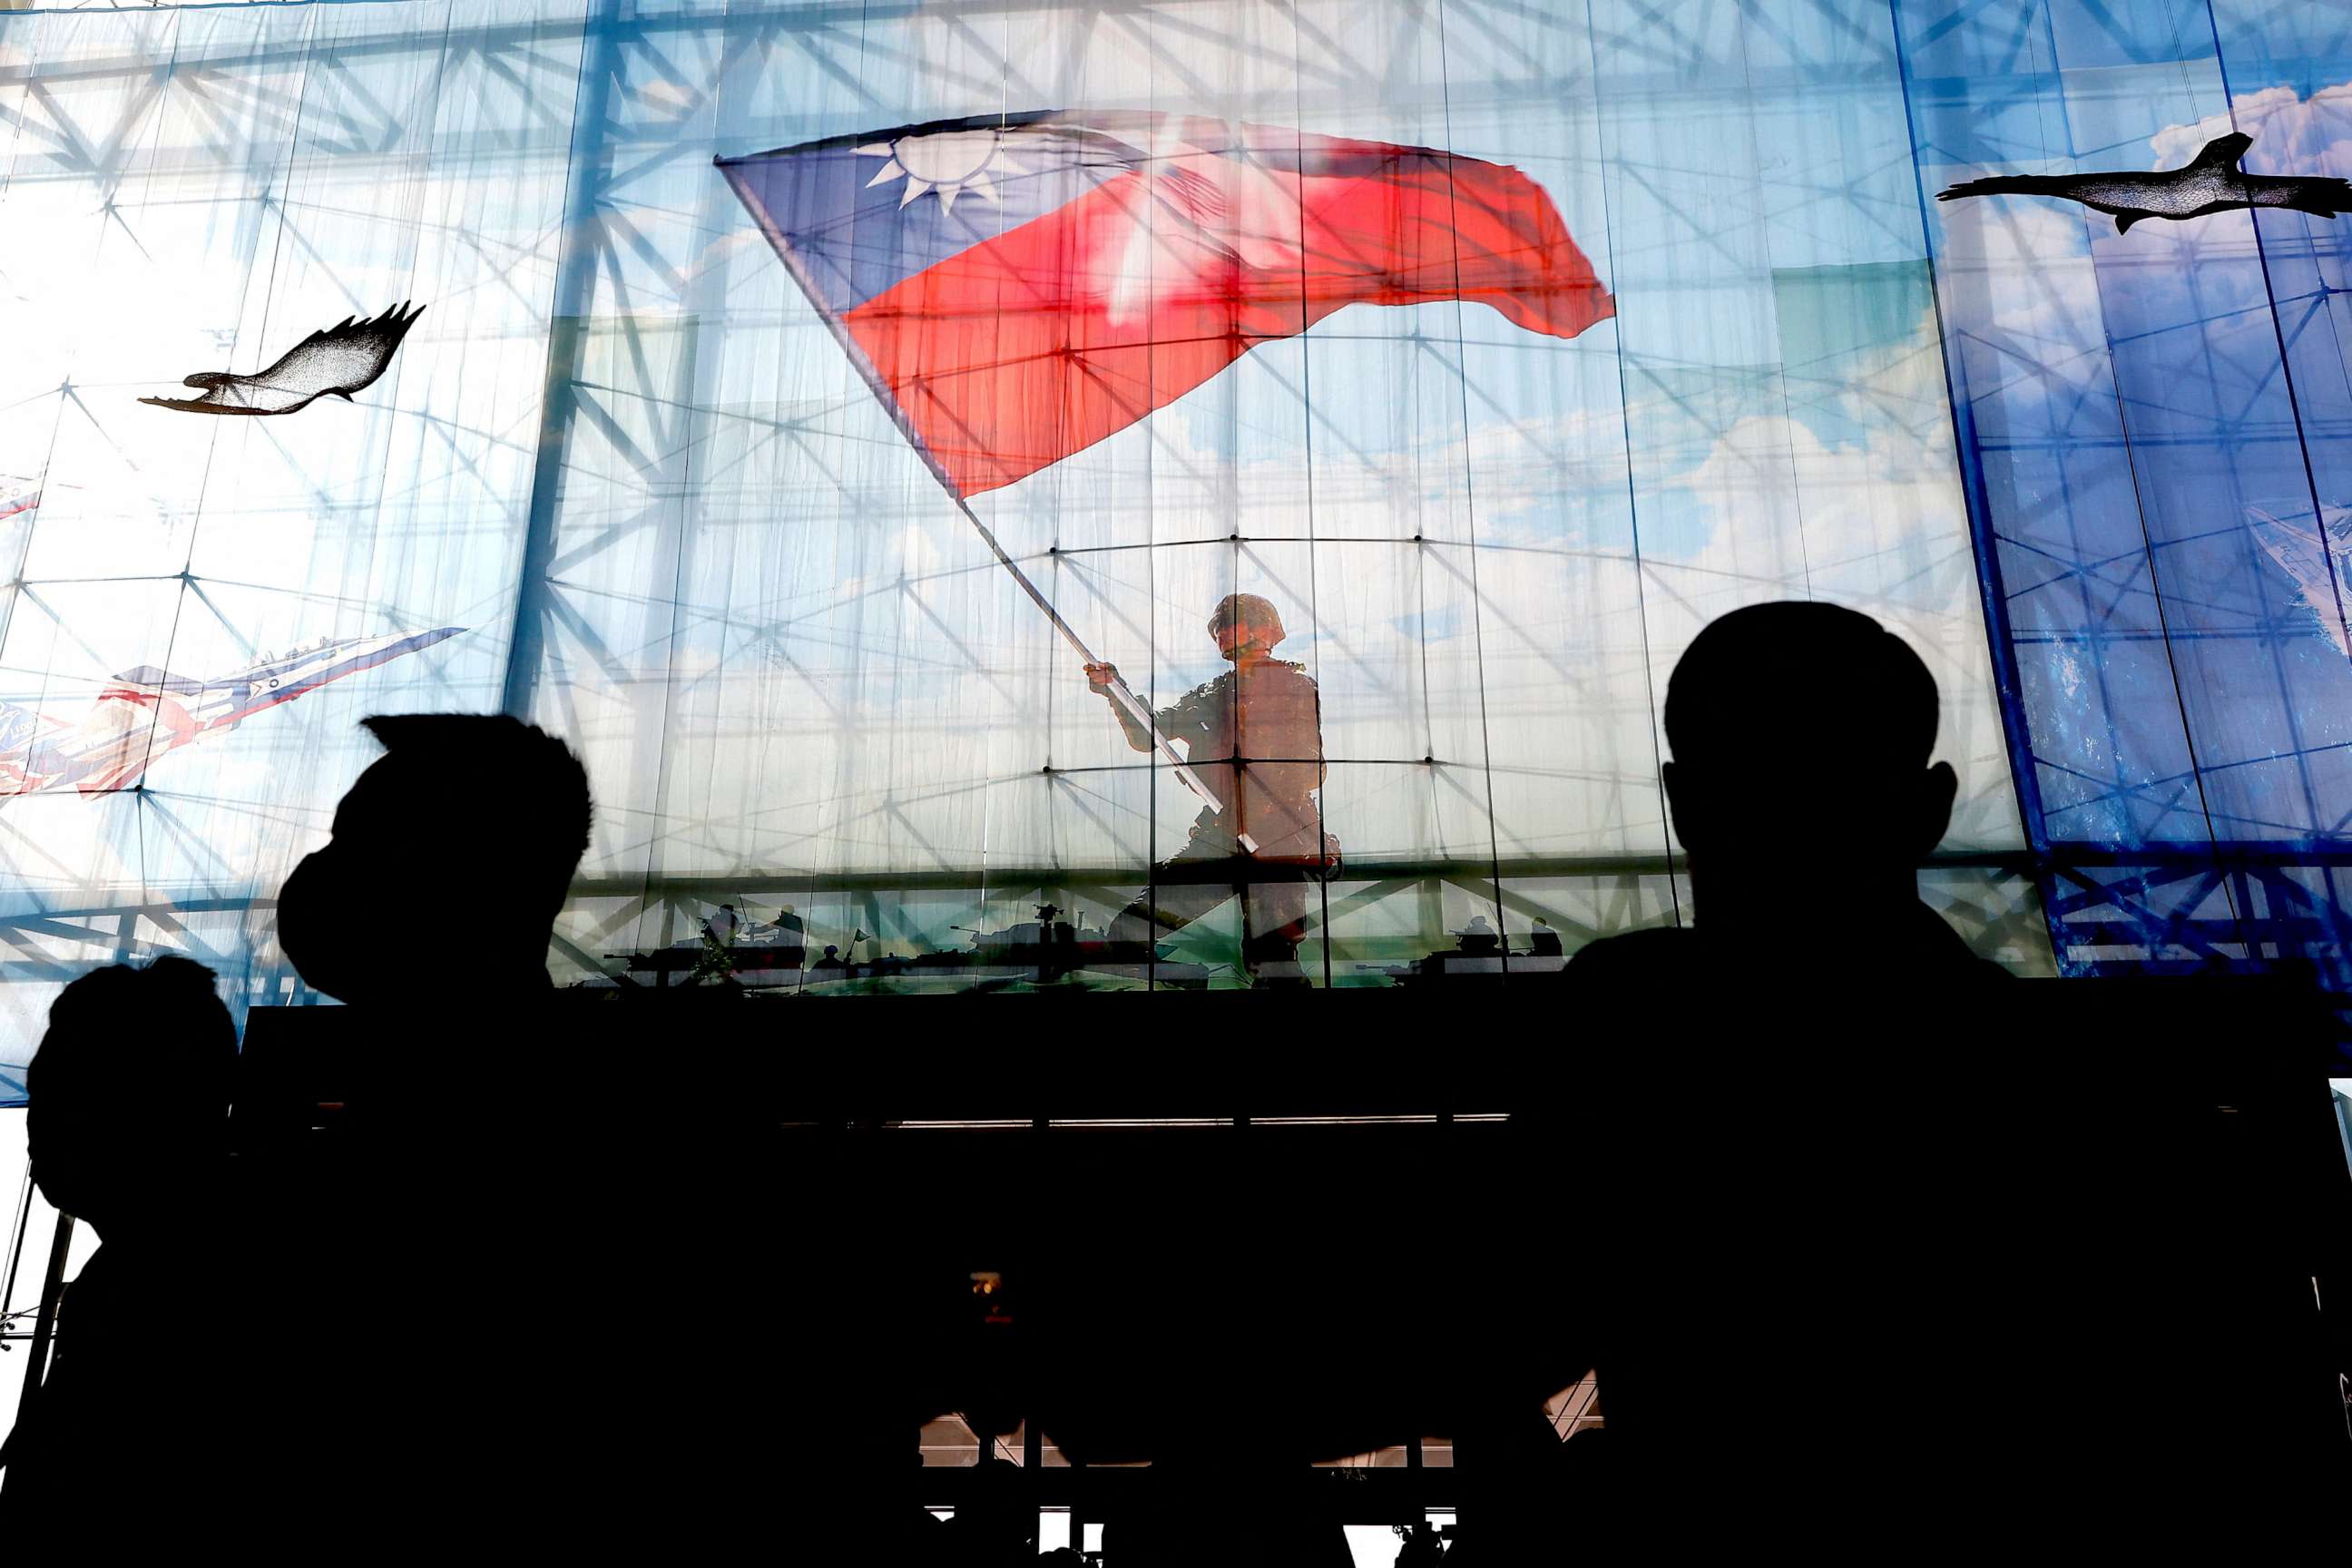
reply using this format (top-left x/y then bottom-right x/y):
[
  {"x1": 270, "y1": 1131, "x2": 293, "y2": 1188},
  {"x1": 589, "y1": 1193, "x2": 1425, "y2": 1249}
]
[{"x1": 8, "y1": 841, "x2": 2350, "y2": 933}]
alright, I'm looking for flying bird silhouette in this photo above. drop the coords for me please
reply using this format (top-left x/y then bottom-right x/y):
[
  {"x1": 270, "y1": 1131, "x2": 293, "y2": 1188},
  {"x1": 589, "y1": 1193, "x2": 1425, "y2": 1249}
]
[
  {"x1": 139, "y1": 301, "x2": 425, "y2": 416},
  {"x1": 1937, "y1": 132, "x2": 2352, "y2": 233}
]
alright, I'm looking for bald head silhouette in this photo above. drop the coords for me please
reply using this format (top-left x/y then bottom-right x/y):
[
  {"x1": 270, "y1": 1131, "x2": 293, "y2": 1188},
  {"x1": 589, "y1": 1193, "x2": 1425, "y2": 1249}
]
[{"x1": 1661, "y1": 602, "x2": 1955, "y2": 927}]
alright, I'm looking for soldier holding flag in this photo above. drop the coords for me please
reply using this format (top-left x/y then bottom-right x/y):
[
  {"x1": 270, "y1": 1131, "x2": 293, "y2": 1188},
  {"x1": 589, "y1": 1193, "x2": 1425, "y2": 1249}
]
[
  {"x1": 720, "y1": 111, "x2": 1612, "y2": 984},
  {"x1": 1084, "y1": 593, "x2": 1334, "y2": 984}
]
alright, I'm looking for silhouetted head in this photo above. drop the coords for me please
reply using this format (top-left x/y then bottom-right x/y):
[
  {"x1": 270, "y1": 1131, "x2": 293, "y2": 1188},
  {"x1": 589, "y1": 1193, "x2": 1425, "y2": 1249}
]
[
  {"x1": 28, "y1": 957, "x2": 236, "y2": 1237},
  {"x1": 1210, "y1": 593, "x2": 1285, "y2": 661},
  {"x1": 279, "y1": 715, "x2": 591, "y2": 1005},
  {"x1": 1661, "y1": 602, "x2": 1955, "y2": 918}
]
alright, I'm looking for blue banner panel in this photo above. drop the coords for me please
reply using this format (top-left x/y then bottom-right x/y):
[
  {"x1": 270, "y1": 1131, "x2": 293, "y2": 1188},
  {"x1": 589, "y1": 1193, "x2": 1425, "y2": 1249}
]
[{"x1": 1898, "y1": 0, "x2": 2352, "y2": 980}]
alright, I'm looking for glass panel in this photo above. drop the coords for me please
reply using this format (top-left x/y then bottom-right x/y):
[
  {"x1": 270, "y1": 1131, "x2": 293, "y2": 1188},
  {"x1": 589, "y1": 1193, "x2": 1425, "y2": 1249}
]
[{"x1": 103, "y1": 0, "x2": 2352, "y2": 1051}]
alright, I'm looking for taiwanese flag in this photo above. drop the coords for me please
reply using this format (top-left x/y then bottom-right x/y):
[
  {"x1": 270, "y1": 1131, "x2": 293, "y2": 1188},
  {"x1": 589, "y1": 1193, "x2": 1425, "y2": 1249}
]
[{"x1": 718, "y1": 112, "x2": 1614, "y2": 499}]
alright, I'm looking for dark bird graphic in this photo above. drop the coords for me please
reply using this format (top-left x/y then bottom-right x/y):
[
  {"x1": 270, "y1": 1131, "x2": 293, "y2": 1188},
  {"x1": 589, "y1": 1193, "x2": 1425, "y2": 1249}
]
[
  {"x1": 139, "y1": 301, "x2": 426, "y2": 416},
  {"x1": 1936, "y1": 132, "x2": 2352, "y2": 233}
]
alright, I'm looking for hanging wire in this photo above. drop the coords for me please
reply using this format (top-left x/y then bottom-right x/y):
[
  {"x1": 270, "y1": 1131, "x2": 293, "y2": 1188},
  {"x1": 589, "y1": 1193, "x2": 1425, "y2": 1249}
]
[
  {"x1": 0, "y1": 1161, "x2": 37, "y2": 1347},
  {"x1": 1580, "y1": 0, "x2": 1683, "y2": 933}
]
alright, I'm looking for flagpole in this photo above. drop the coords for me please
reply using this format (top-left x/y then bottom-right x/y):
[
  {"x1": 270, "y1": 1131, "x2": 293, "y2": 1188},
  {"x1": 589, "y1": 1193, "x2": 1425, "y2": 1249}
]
[
  {"x1": 713, "y1": 155, "x2": 1240, "y2": 835},
  {"x1": 951, "y1": 495, "x2": 1250, "y2": 846}
]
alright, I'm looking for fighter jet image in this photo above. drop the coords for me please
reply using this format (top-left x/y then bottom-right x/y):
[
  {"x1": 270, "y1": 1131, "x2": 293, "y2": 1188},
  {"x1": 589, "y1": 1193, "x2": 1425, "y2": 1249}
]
[
  {"x1": 1938, "y1": 132, "x2": 2352, "y2": 232},
  {"x1": 0, "y1": 479, "x2": 38, "y2": 524},
  {"x1": 0, "y1": 626, "x2": 463, "y2": 797},
  {"x1": 2249, "y1": 503, "x2": 2352, "y2": 658}
]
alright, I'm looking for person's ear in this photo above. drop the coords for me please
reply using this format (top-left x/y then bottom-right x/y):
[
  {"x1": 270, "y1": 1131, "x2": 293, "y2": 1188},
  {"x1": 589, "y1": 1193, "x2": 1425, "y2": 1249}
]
[
  {"x1": 1914, "y1": 760, "x2": 1958, "y2": 858},
  {"x1": 1661, "y1": 760, "x2": 1699, "y2": 855}
]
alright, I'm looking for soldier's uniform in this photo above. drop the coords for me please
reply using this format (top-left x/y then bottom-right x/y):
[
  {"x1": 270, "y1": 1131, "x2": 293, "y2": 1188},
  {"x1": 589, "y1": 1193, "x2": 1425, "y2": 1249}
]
[{"x1": 1098, "y1": 603, "x2": 1333, "y2": 979}]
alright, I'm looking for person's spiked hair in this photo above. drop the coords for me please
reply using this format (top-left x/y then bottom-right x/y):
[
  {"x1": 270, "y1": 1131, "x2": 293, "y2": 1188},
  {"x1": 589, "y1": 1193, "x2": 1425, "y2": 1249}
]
[{"x1": 358, "y1": 714, "x2": 592, "y2": 909}]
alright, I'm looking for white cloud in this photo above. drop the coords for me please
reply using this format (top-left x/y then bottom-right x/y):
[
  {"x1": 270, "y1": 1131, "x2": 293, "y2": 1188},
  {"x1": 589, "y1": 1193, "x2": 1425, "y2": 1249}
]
[
  {"x1": 2151, "y1": 81, "x2": 2352, "y2": 174},
  {"x1": 1650, "y1": 304, "x2": 1987, "y2": 613},
  {"x1": 1657, "y1": 402, "x2": 2022, "y2": 848},
  {"x1": 1919, "y1": 79, "x2": 2352, "y2": 481},
  {"x1": 1930, "y1": 196, "x2": 2110, "y2": 404},
  {"x1": 1669, "y1": 413, "x2": 1976, "y2": 620},
  {"x1": 1130, "y1": 362, "x2": 1634, "y2": 549}
]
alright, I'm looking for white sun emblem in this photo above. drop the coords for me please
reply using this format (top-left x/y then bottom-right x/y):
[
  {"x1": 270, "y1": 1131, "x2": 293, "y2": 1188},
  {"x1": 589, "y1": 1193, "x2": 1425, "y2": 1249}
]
[{"x1": 857, "y1": 129, "x2": 1026, "y2": 216}]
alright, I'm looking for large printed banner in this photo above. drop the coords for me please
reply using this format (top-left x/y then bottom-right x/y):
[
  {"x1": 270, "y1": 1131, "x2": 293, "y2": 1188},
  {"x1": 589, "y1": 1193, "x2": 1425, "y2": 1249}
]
[
  {"x1": 719, "y1": 112, "x2": 1614, "y2": 496},
  {"x1": 0, "y1": 0, "x2": 2347, "y2": 1073}
]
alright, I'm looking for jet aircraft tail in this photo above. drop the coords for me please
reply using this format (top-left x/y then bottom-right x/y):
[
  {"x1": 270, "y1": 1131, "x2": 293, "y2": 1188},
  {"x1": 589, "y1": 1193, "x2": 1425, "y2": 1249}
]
[
  {"x1": 75, "y1": 676, "x2": 203, "y2": 795},
  {"x1": 105, "y1": 664, "x2": 209, "y2": 697}
]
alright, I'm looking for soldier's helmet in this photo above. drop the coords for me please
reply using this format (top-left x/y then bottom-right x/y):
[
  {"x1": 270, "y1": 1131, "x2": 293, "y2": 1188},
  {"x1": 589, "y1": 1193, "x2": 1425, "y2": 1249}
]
[{"x1": 1208, "y1": 593, "x2": 1286, "y2": 648}]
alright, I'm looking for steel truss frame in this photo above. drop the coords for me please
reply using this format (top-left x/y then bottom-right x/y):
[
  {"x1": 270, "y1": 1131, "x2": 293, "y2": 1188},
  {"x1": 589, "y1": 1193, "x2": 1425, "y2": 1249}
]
[{"x1": 1, "y1": 0, "x2": 2347, "y2": 1004}]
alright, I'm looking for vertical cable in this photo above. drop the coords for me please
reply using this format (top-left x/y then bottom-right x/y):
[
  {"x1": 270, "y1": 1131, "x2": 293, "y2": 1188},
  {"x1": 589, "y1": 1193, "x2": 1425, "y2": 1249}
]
[
  {"x1": 1885, "y1": 0, "x2": 2060, "y2": 965},
  {"x1": 0, "y1": 1161, "x2": 35, "y2": 1348},
  {"x1": 1285, "y1": 2, "x2": 1332, "y2": 986},
  {"x1": 2201, "y1": 4, "x2": 2350, "y2": 864},
  {"x1": 148, "y1": 7, "x2": 299, "y2": 971},
  {"x1": 1427, "y1": 0, "x2": 1513, "y2": 967},
  {"x1": 1142, "y1": 28, "x2": 1163, "y2": 986},
  {"x1": 1582, "y1": 0, "x2": 1683, "y2": 930},
  {"x1": 0, "y1": 5, "x2": 74, "y2": 665},
  {"x1": 2021, "y1": 0, "x2": 2242, "y2": 948},
  {"x1": 1730, "y1": 0, "x2": 1814, "y2": 601}
]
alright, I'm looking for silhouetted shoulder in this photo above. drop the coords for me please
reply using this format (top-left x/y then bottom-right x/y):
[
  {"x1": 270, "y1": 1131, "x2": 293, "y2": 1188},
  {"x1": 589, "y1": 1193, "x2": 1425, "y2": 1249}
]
[
  {"x1": 1565, "y1": 924, "x2": 1696, "y2": 985},
  {"x1": 1568, "y1": 902, "x2": 2008, "y2": 986},
  {"x1": 1899, "y1": 899, "x2": 2013, "y2": 979}
]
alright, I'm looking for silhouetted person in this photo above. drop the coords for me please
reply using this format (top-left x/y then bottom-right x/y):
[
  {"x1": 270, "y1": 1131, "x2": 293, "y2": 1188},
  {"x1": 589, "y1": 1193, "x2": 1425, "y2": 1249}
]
[
  {"x1": 277, "y1": 713, "x2": 590, "y2": 1014},
  {"x1": 1394, "y1": 1518, "x2": 1450, "y2": 1567},
  {"x1": 263, "y1": 717, "x2": 966, "y2": 1552},
  {"x1": 1553, "y1": 601, "x2": 2351, "y2": 1539},
  {"x1": 1086, "y1": 593, "x2": 1333, "y2": 983},
  {"x1": 0, "y1": 959, "x2": 239, "y2": 1537},
  {"x1": 1573, "y1": 599, "x2": 1998, "y2": 984},
  {"x1": 1527, "y1": 919, "x2": 1563, "y2": 958},
  {"x1": 1557, "y1": 601, "x2": 2018, "y2": 1541},
  {"x1": 256, "y1": 715, "x2": 652, "y2": 1544}
]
